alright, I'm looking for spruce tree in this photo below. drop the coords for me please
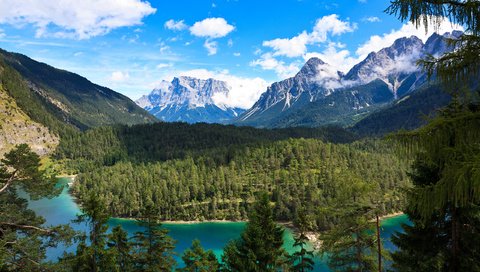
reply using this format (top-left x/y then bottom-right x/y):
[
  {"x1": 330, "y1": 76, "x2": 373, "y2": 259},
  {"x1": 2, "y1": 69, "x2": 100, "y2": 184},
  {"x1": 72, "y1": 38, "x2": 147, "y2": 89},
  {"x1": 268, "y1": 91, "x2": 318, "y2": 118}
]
[
  {"x1": 290, "y1": 209, "x2": 314, "y2": 272},
  {"x1": 106, "y1": 225, "x2": 134, "y2": 272},
  {"x1": 68, "y1": 194, "x2": 111, "y2": 272},
  {"x1": 132, "y1": 204, "x2": 176, "y2": 271},
  {"x1": 387, "y1": 1, "x2": 480, "y2": 271},
  {"x1": 178, "y1": 239, "x2": 219, "y2": 272},
  {"x1": 221, "y1": 191, "x2": 288, "y2": 272}
]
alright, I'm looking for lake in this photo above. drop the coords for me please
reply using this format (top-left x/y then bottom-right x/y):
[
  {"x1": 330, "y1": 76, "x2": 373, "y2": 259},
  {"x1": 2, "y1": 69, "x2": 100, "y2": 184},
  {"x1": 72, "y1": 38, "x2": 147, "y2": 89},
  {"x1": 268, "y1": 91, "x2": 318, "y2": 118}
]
[{"x1": 24, "y1": 177, "x2": 410, "y2": 271}]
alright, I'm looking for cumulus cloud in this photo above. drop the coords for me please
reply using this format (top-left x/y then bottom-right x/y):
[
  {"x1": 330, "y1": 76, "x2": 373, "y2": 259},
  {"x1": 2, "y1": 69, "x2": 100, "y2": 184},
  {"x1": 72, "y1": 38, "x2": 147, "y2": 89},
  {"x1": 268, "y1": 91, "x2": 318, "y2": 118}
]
[
  {"x1": 262, "y1": 14, "x2": 355, "y2": 58},
  {"x1": 0, "y1": 29, "x2": 5, "y2": 39},
  {"x1": 250, "y1": 53, "x2": 301, "y2": 78},
  {"x1": 189, "y1": 17, "x2": 235, "y2": 38},
  {"x1": 164, "y1": 19, "x2": 188, "y2": 31},
  {"x1": 0, "y1": 0, "x2": 156, "y2": 39},
  {"x1": 110, "y1": 71, "x2": 130, "y2": 82},
  {"x1": 356, "y1": 19, "x2": 464, "y2": 59},
  {"x1": 159, "y1": 69, "x2": 269, "y2": 109}
]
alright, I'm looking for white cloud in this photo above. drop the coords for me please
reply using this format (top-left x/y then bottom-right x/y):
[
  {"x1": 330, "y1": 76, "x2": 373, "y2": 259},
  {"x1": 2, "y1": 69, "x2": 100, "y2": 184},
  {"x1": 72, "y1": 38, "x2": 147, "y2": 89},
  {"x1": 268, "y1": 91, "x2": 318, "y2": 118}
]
[
  {"x1": 160, "y1": 69, "x2": 269, "y2": 109},
  {"x1": 303, "y1": 43, "x2": 361, "y2": 73},
  {"x1": 0, "y1": 0, "x2": 156, "y2": 39},
  {"x1": 233, "y1": 52, "x2": 241, "y2": 57},
  {"x1": 204, "y1": 39, "x2": 218, "y2": 55},
  {"x1": 164, "y1": 19, "x2": 188, "y2": 31},
  {"x1": 363, "y1": 16, "x2": 381, "y2": 23},
  {"x1": 0, "y1": 29, "x2": 5, "y2": 39},
  {"x1": 356, "y1": 19, "x2": 464, "y2": 59},
  {"x1": 250, "y1": 53, "x2": 300, "y2": 78},
  {"x1": 227, "y1": 38, "x2": 233, "y2": 47},
  {"x1": 189, "y1": 17, "x2": 235, "y2": 38},
  {"x1": 263, "y1": 32, "x2": 310, "y2": 58},
  {"x1": 156, "y1": 63, "x2": 173, "y2": 69},
  {"x1": 110, "y1": 71, "x2": 130, "y2": 82},
  {"x1": 262, "y1": 14, "x2": 355, "y2": 58}
]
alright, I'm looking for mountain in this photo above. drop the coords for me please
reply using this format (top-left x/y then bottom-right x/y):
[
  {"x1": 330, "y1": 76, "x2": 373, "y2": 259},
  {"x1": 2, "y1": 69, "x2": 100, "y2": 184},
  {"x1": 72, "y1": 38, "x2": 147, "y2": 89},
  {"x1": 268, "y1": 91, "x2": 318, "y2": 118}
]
[
  {"x1": 0, "y1": 84, "x2": 58, "y2": 156},
  {"x1": 351, "y1": 83, "x2": 451, "y2": 136},
  {"x1": 236, "y1": 31, "x2": 460, "y2": 129},
  {"x1": 237, "y1": 58, "x2": 341, "y2": 127},
  {"x1": 136, "y1": 76, "x2": 245, "y2": 123},
  {"x1": 0, "y1": 48, "x2": 156, "y2": 154}
]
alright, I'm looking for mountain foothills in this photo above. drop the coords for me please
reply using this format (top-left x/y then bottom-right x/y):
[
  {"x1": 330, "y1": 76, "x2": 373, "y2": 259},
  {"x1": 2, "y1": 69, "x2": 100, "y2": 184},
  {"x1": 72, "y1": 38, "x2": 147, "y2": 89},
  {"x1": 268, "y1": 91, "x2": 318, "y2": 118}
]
[
  {"x1": 136, "y1": 76, "x2": 244, "y2": 123},
  {"x1": 0, "y1": 48, "x2": 155, "y2": 155}
]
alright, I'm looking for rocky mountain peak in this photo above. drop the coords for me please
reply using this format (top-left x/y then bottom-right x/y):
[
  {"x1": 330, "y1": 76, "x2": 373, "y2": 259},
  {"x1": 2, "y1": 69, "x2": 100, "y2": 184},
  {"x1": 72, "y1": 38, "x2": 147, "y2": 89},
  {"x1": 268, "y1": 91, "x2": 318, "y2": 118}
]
[{"x1": 297, "y1": 57, "x2": 327, "y2": 78}]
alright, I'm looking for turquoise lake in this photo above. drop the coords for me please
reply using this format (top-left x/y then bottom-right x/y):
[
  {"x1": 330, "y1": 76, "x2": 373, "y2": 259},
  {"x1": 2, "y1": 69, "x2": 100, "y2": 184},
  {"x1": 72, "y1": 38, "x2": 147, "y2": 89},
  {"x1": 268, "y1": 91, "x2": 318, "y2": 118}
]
[{"x1": 25, "y1": 177, "x2": 410, "y2": 271}]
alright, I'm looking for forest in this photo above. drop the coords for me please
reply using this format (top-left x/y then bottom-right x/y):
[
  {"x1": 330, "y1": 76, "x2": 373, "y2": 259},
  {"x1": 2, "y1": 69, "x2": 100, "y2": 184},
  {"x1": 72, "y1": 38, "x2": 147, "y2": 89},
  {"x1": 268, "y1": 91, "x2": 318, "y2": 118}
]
[{"x1": 71, "y1": 138, "x2": 410, "y2": 228}]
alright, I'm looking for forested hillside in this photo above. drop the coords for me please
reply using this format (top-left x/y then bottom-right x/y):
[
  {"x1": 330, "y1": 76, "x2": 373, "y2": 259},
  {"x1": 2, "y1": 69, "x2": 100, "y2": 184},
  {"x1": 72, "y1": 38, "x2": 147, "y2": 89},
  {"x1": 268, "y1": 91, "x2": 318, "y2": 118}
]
[
  {"x1": 0, "y1": 49, "x2": 155, "y2": 139},
  {"x1": 55, "y1": 122, "x2": 357, "y2": 170},
  {"x1": 72, "y1": 138, "x2": 409, "y2": 228}
]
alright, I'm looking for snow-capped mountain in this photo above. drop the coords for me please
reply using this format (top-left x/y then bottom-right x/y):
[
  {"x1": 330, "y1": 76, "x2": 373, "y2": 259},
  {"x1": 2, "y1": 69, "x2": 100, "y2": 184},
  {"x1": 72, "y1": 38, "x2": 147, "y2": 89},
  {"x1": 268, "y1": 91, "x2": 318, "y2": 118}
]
[
  {"x1": 239, "y1": 58, "x2": 341, "y2": 123},
  {"x1": 136, "y1": 76, "x2": 244, "y2": 123},
  {"x1": 237, "y1": 31, "x2": 460, "y2": 128}
]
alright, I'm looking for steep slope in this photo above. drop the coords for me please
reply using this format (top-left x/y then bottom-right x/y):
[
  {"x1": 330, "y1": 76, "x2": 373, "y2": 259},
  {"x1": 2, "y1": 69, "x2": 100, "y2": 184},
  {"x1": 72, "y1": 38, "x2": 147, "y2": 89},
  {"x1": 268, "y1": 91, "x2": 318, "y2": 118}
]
[
  {"x1": 351, "y1": 84, "x2": 451, "y2": 136},
  {"x1": 0, "y1": 83, "x2": 58, "y2": 156},
  {"x1": 0, "y1": 48, "x2": 156, "y2": 134},
  {"x1": 237, "y1": 58, "x2": 340, "y2": 126},
  {"x1": 268, "y1": 80, "x2": 393, "y2": 128},
  {"x1": 237, "y1": 32, "x2": 460, "y2": 129},
  {"x1": 137, "y1": 76, "x2": 244, "y2": 123}
]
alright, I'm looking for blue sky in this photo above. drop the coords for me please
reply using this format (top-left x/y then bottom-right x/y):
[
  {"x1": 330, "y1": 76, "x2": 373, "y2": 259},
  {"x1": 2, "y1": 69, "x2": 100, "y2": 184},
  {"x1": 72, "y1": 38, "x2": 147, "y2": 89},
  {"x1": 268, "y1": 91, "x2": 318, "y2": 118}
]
[{"x1": 0, "y1": 0, "x2": 462, "y2": 108}]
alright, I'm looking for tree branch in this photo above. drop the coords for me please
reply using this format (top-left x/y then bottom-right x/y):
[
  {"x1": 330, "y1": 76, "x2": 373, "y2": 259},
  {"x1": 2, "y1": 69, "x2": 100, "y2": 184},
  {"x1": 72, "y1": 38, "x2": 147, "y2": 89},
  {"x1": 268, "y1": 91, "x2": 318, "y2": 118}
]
[
  {"x1": 0, "y1": 222, "x2": 53, "y2": 234},
  {"x1": 0, "y1": 170, "x2": 17, "y2": 194}
]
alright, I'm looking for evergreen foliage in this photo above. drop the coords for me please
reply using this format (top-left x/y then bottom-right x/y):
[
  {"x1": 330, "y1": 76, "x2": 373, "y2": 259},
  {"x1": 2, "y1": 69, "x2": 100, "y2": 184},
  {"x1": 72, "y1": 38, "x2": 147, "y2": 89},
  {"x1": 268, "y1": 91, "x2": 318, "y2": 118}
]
[
  {"x1": 221, "y1": 192, "x2": 287, "y2": 272},
  {"x1": 71, "y1": 138, "x2": 409, "y2": 224},
  {"x1": 387, "y1": 1, "x2": 480, "y2": 271},
  {"x1": 178, "y1": 239, "x2": 219, "y2": 272},
  {"x1": 0, "y1": 144, "x2": 73, "y2": 271}
]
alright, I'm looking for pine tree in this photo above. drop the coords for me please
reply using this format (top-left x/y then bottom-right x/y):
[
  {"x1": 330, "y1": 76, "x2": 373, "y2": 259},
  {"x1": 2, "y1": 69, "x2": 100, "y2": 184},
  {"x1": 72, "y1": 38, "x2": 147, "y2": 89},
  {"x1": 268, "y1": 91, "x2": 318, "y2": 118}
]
[
  {"x1": 178, "y1": 239, "x2": 219, "y2": 272},
  {"x1": 132, "y1": 204, "x2": 176, "y2": 271},
  {"x1": 0, "y1": 144, "x2": 73, "y2": 271},
  {"x1": 221, "y1": 191, "x2": 288, "y2": 272}
]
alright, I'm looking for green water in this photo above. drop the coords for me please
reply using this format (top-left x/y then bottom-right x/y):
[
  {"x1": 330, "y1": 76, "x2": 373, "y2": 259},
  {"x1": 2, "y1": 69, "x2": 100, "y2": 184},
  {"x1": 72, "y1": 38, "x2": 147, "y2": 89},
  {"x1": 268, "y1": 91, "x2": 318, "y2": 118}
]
[{"x1": 25, "y1": 177, "x2": 410, "y2": 271}]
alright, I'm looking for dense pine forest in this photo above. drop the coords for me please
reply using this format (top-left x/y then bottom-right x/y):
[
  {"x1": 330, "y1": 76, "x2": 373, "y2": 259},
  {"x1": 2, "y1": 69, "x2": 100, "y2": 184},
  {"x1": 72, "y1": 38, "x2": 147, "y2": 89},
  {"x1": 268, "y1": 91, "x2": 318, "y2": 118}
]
[{"x1": 71, "y1": 137, "x2": 409, "y2": 225}]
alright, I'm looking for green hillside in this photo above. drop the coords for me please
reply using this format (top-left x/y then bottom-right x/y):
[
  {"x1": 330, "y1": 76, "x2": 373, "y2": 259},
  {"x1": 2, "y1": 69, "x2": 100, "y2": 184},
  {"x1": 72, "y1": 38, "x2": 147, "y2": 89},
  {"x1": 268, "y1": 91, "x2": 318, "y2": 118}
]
[{"x1": 0, "y1": 49, "x2": 156, "y2": 137}]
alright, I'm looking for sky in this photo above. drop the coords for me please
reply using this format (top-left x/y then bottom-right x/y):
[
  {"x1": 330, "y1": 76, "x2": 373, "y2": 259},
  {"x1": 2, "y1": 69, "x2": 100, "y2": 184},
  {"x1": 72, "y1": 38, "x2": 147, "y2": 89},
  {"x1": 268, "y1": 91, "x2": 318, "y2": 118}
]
[{"x1": 0, "y1": 0, "x2": 463, "y2": 109}]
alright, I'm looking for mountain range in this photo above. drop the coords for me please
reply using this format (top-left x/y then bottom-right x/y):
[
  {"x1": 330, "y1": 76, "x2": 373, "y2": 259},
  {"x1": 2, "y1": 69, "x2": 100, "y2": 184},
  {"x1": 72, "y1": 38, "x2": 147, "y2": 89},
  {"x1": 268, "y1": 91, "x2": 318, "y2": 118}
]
[
  {"x1": 136, "y1": 76, "x2": 244, "y2": 123},
  {"x1": 136, "y1": 31, "x2": 460, "y2": 132},
  {"x1": 235, "y1": 31, "x2": 462, "y2": 129}
]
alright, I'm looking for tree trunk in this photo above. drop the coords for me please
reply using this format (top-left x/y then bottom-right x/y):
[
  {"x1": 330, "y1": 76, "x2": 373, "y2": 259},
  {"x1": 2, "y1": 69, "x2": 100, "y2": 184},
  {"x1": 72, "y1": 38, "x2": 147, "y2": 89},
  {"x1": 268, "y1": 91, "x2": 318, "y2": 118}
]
[
  {"x1": 376, "y1": 215, "x2": 382, "y2": 272},
  {"x1": 451, "y1": 206, "x2": 459, "y2": 272}
]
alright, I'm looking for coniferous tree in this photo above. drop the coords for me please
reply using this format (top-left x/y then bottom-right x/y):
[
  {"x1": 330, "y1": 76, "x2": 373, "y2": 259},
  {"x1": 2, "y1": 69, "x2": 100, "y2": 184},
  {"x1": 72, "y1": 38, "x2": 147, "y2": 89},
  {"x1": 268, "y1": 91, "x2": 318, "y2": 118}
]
[
  {"x1": 387, "y1": 1, "x2": 480, "y2": 271},
  {"x1": 106, "y1": 225, "x2": 134, "y2": 272},
  {"x1": 319, "y1": 174, "x2": 384, "y2": 272},
  {"x1": 132, "y1": 204, "x2": 176, "y2": 271},
  {"x1": 178, "y1": 239, "x2": 219, "y2": 272},
  {"x1": 290, "y1": 209, "x2": 315, "y2": 272},
  {"x1": 221, "y1": 192, "x2": 288, "y2": 272},
  {"x1": 0, "y1": 144, "x2": 73, "y2": 271},
  {"x1": 68, "y1": 194, "x2": 111, "y2": 272}
]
